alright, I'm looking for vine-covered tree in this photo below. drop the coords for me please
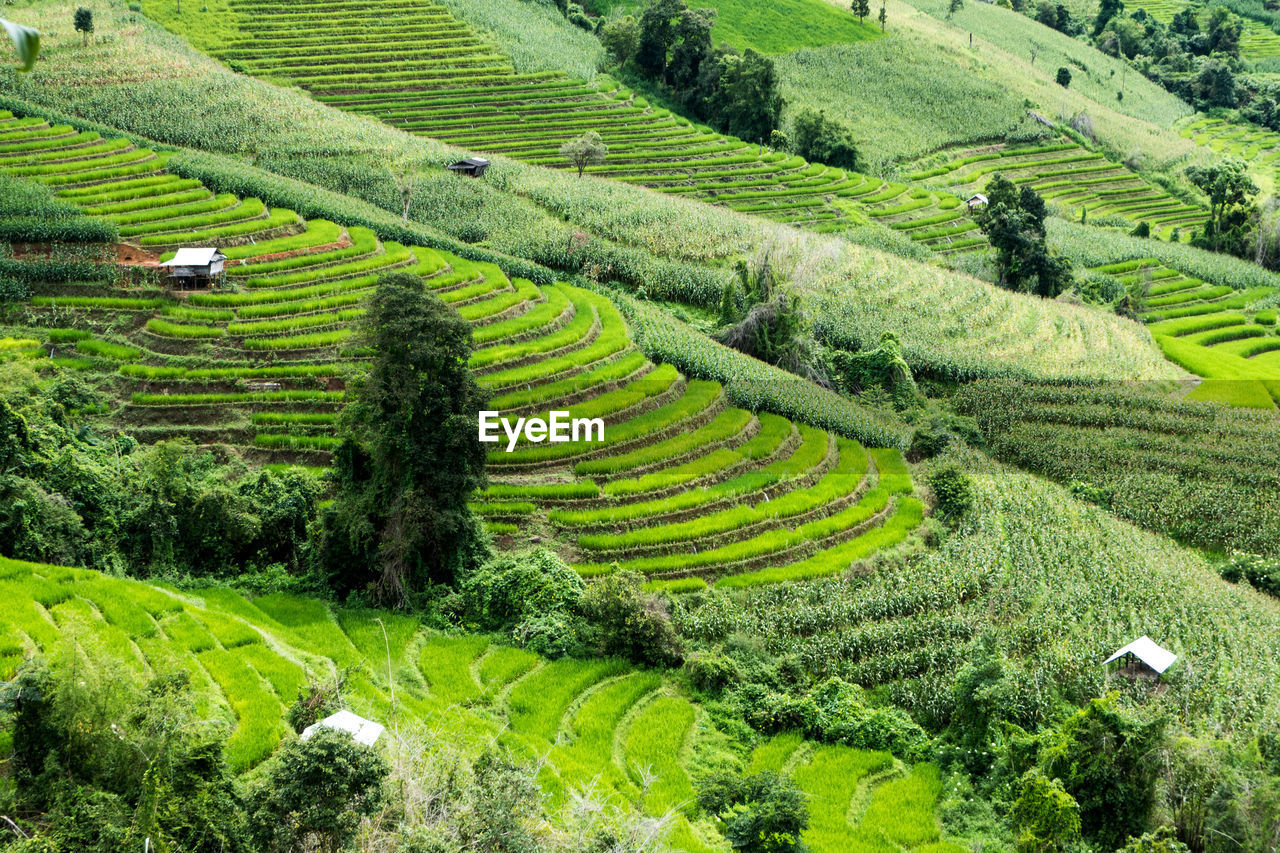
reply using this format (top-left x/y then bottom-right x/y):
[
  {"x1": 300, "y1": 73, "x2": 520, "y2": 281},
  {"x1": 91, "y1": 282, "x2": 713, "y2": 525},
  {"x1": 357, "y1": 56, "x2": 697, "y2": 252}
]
[
  {"x1": 322, "y1": 271, "x2": 490, "y2": 605},
  {"x1": 973, "y1": 174, "x2": 1073, "y2": 297}
]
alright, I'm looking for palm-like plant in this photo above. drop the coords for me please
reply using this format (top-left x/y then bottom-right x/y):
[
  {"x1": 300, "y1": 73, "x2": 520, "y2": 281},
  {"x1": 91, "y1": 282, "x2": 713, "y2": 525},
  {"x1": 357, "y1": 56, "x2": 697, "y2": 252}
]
[{"x1": 2, "y1": 18, "x2": 39, "y2": 70}]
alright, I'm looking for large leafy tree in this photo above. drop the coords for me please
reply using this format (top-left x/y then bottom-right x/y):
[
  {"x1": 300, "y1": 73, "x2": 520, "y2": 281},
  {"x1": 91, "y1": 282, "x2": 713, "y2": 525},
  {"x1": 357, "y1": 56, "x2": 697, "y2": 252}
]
[
  {"x1": 973, "y1": 174, "x2": 1073, "y2": 297},
  {"x1": 1186, "y1": 158, "x2": 1257, "y2": 253},
  {"x1": 323, "y1": 272, "x2": 489, "y2": 605},
  {"x1": 709, "y1": 48, "x2": 784, "y2": 143}
]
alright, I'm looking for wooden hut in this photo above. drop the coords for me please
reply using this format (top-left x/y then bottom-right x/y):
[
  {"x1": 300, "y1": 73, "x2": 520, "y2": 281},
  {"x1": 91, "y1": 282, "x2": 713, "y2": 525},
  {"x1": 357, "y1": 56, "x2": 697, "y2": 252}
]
[
  {"x1": 446, "y1": 157, "x2": 490, "y2": 177},
  {"x1": 159, "y1": 247, "x2": 227, "y2": 290},
  {"x1": 1104, "y1": 636, "x2": 1177, "y2": 682},
  {"x1": 966, "y1": 193, "x2": 988, "y2": 211}
]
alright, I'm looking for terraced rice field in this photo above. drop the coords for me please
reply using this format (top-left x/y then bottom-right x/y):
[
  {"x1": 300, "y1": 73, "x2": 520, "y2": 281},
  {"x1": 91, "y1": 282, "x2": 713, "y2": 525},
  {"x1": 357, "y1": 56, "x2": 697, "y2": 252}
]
[
  {"x1": 908, "y1": 141, "x2": 1205, "y2": 239},
  {"x1": 0, "y1": 555, "x2": 959, "y2": 852},
  {"x1": 1179, "y1": 116, "x2": 1280, "y2": 193},
  {"x1": 175, "y1": 0, "x2": 981, "y2": 251},
  {"x1": 1089, "y1": 255, "x2": 1280, "y2": 407},
  {"x1": 0, "y1": 110, "x2": 922, "y2": 588},
  {"x1": 1125, "y1": 0, "x2": 1280, "y2": 67}
]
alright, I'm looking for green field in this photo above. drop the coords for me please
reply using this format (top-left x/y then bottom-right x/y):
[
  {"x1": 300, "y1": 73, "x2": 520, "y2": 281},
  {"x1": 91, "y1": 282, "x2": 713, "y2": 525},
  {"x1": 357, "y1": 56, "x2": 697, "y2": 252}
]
[
  {"x1": 0, "y1": 555, "x2": 960, "y2": 851},
  {"x1": 608, "y1": 0, "x2": 881, "y2": 53}
]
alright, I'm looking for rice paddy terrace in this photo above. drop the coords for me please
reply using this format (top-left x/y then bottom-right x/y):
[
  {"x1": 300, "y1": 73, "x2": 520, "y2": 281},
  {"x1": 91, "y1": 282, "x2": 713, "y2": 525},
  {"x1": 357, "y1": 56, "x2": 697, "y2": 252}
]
[
  {"x1": 1088, "y1": 255, "x2": 1280, "y2": 406},
  {"x1": 0, "y1": 109, "x2": 924, "y2": 591},
  {"x1": 1179, "y1": 116, "x2": 1280, "y2": 193},
  {"x1": 178, "y1": 0, "x2": 1001, "y2": 252},
  {"x1": 1125, "y1": 0, "x2": 1280, "y2": 68},
  {"x1": 0, "y1": 556, "x2": 965, "y2": 853},
  {"x1": 908, "y1": 140, "x2": 1205, "y2": 239}
]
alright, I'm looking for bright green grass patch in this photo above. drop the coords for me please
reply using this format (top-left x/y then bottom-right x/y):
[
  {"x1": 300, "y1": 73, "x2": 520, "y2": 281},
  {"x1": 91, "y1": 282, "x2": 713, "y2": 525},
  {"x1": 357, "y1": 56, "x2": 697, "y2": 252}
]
[
  {"x1": 625, "y1": 693, "x2": 698, "y2": 815},
  {"x1": 849, "y1": 763, "x2": 947, "y2": 851},
  {"x1": 645, "y1": 577, "x2": 709, "y2": 594},
  {"x1": 793, "y1": 745, "x2": 894, "y2": 853},
  {"x1": 75, "y1": 339, "x2": 142, "y2": 361},
  {"x1": 419, "y1": 634, "x2": 489, "y2": 705},
  {"x1": 45, "y1": 329, "x2": 91, "y2": 343},
  {"x1": 1186, "y1": 379, "x2": 1277, "y2": 410},
  {"x1": 747, "y1": 731, "x2": 805, "y2": 775},
  {"x1": 477, "y1": 645, "x2": 541, "y2": 690},
  {"x1": 507, "y1": 657, "x2": 630, "y2": 746}
]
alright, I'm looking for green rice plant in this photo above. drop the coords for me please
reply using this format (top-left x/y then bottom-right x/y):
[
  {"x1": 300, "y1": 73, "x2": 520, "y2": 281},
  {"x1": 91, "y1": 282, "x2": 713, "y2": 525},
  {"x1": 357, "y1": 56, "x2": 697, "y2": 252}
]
[
  {"x1": 489, "y1": 350, "x2": 646, "y2": 411},
  {"x1": 792, "y1": 746, "x2": 894, "y2": 853},
  {"x1": 197, "y1": 610, "x2": 263, "y2": 649},
  {"x1": 418, "y1": 634, "x2": 489, "y2": 705},
  {"x1": 161, "y1": 611, "x2": 218, "y2": 653},
  {"x1": 198, "y1": 647, "x2": 287, "y2": 771},
  {"x1": 547, "y1": 672, "x2": 661, "y2": 802},
  {"x1": 252, "y1": 411, "x2": 337, "y2": 425},
  {"x1": 507, "y1": 657, "x2": 630, "y2": 746},
  {"x1": 0, "y1": 337, "x2": 40, "y2": 351},
  {"x1": 30, "y1": 296, "x2": 167, "y2": 310},
  {"x1": 252, "y1": 433, "x2": 342, "y2": 450},
  {"x1": 222, "y1": 219, "x2": 343, "y2": 260},
  {"x1": 471, "y1": 281, "x2": 569, "y2": 347},
  {"x1": 469, "y1": 501, "x2": 536, "y2": 516},
  {"x1": 623, "y1": 693, "x2": 698, "y2": 815},
  {"x1": 243, "y1": 329, "x2": 352, "y2": 350},
  {"x1": 131, "y1": 390, "x2": 342, "y2": 405},
  {"x1": 145, "y1": 318, "x2": 225, "y2": 339},
  {"x1": 477, "y1": 645, "x2": 541, "y2": 690},
  {"x1": 645, "y1": 577, "x2": 709, "y2": 594},
  {"x1": 714, "y1": 498, "x2": 924, "y2": 588},
  {"x1": 480, "y1": 481, "x2": 600, "y2": 500},
  {"x1": 75, "y1": 339, "x2": 142, "y2": 361},
  {"x1": 575, "y1": 408, "x2": 753, "y2": 477},
  {"x1": 470, "y1": 296, "x2": 594, "y2": 369},
  {"x1": 241, "y1": 241, "x2": 412, "y2": 288},
  {"x1": 747, "y1": 732, "x2": 806, "y2": 775},
  {"x1": 229, "y1": 224, "x2": 373, "y2": 276},
  {"x1": 485, "y1": 521, "x2": 519, "y2": 535},
  {"x1": 45, "y1": 329, "x2": 91, "y2": 343},
  {"x1": 849, "y1": 763, "x2": 945, "y2": 850},
  {"x1": 137, "y1": 207, "x2": 299, "y2": 246},
  {"x1": 239, "y1": 643, "x2": 309, "y2": 702}
]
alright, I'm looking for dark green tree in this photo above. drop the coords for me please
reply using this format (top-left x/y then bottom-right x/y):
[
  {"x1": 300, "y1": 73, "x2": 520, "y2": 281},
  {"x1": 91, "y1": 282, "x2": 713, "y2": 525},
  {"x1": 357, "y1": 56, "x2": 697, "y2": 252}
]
[
  {"x1": 709, "y1": 48, "x2": 785, "y2": 142},
  {"x1": 1056, "y1": 66, "x2": 1071, "y2": 87},
  {"x1": 1011, "y1": 770, "x2": 1082, "y2": 853},
  {"x1": 669, "y1": 6, "x2": 715, "y2": 96},
  {"x1": 973, "y1": 174, "x2": 1073, "y2": 297},
  {"x1": 1092, "y1": 0, "x2": 1123, "y2": 36},
  {"x1": 249, "y1": 728, "x2": 389, "y2": 853},
  {"x1": 852, "y1": 0, "x2": 870, "y2": 24},
  {"x1": 1185, "y1": 158, "x2": 1257, "y2": 252},
  {"x1": 1038, "y1": 695, "x2": 1166, "y2": 849},
  {"x1": 600, "y1": 14, "x2": 639, "y2": 67},
  {"x1": 948, "y1": 0, "x2": 963, "y2": 17},
  {"x1": 789, "y1": 108, "x2": 859, "y2": 170},
  {"x1": 322, "y1": 271, "x2": 489, "y2": 605},
  {"x1": 697, "y1": 771, "x2": 809, "y2": 853},
  {"x1": 73, "y1": 7, "x2": 92, "y2": 45},
  {"x1": 878, "y1": 0, "x2": 886, "y2": 30},
  {"x1": 635, "y1": 0, "x2": 683, "y2": 78}
]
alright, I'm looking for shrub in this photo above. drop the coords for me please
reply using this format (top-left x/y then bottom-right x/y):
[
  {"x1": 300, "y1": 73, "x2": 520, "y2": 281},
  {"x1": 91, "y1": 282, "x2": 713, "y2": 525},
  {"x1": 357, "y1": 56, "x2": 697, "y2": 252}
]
[
  {"x1": 928, "y1": 465, "x2": 973, "y2": 522},
  {"x1": 576, "y1": 570, "x2": 683, "y2": 667},
  {"x1": 249, "y1": 727, "x2": 389, "y2": 853},
  {"x1": 696, "y1": 770, "x2": 809, "y2": 853},
  {"x1": 459, "y1": 549, "x2": 584, "y2": 631},
  {"x1": 1011, "y1": 769, "x2": 1081, "y2": 853}
]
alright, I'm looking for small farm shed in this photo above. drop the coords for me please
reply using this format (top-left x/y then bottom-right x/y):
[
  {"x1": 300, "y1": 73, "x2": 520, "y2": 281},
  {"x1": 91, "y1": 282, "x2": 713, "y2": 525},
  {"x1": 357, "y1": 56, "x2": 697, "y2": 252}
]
[
  {"x1": 1104, "y1": 636, "x2": 1177, "y2": 681},
  {"x1": 447, "y1": 157, "x2": 490, "y2": 177},
  {"x1": 300, "y1": 710, "x2": 385, "y2": 747},
  {"x1": 966, "y1": 193, "x2": 988, "y2": 210},
  {"x1": 159, "y1": 247, "x2": 227, "y2": 290}
]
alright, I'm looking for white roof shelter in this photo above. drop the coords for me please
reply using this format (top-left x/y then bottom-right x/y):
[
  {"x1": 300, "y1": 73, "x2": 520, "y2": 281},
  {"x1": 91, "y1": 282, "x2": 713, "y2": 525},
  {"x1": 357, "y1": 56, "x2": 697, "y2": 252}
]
[
  {"x1": 158, "y1": 248, "x2": 226, "y2": 268},
  {"x1": 966, "y1": 193, "x2": 988, "y2": 208},
  {"x1": 1103, "y1": 636, "x2": 1177, "y2": 675},
  {"x1": 300, "y1": 710, "x2": 385, "y2": 747}
]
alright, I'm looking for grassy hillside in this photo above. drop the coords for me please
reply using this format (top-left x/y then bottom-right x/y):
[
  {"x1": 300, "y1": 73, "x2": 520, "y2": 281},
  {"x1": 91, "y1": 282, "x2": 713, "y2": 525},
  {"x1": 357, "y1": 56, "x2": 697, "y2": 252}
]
[
  {"x1": 606, "y1": 0, "x2": 881, "y2": 54},
  {"x1": 0, "y1": 556, "x2": 964, "y2": 852},
  {"x1": 0, "y1": 0, "x2": 1182, "y2": 383}
]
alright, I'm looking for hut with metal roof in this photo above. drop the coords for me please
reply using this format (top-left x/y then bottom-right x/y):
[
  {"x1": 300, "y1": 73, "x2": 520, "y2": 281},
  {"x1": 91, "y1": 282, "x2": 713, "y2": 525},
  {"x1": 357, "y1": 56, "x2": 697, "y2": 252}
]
[
  {"x1": 446, "y1": 157, "x2": 490, "y2": 177},
  {"x1": 300, "y1": 710, "x2": 385, "y2": 747},
  {"x1": 158, "y1": 247, "x2": 227, "y2": 290},
  {"x1": 1103, "y1": 636, "x2": 1177, "y2": 681}
]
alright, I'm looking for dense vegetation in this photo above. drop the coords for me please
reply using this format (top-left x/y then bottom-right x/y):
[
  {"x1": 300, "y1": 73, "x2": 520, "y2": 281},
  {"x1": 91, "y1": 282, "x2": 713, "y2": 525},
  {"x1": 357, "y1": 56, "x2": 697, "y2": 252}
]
[{"x1": 4, "y1": 0, "x2": 1280, "y2": 848}]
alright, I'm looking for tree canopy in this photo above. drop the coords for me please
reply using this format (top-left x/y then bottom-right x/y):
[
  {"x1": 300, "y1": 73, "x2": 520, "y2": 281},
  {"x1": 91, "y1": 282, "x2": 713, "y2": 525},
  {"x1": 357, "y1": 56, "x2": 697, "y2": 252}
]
[
  {"x1": 973, "y1": 174, "x2": 1073, "y2": 298},
  {"x1": 323, "y1": 271, "x2": 490, "y2": 605}
]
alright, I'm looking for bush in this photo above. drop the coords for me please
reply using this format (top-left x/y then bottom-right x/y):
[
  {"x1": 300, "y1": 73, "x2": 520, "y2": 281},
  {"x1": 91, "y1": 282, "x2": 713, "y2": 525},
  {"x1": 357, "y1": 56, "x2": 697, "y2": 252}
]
[
  {"x1": 685, "y1": 650, "x2": 742, "y2": 694},
  {"x1": 249, "y1": 727, "x2": 389, "y2": 853},
  {"x1": 576, "y1": 570, "x2": 683, "y2": 667},
  {"x1": 928, "y1": 465, "x2": 973, "y2": 521},
  {"x1": 459, "y1": 549, "x2": 584, "y2": 631},
  {"x1": 788, "y1": 108, "x2": 859, "y2": 170},
  {"x1": 696, "y1": 771, "x2": 809, "y2": 853}
]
